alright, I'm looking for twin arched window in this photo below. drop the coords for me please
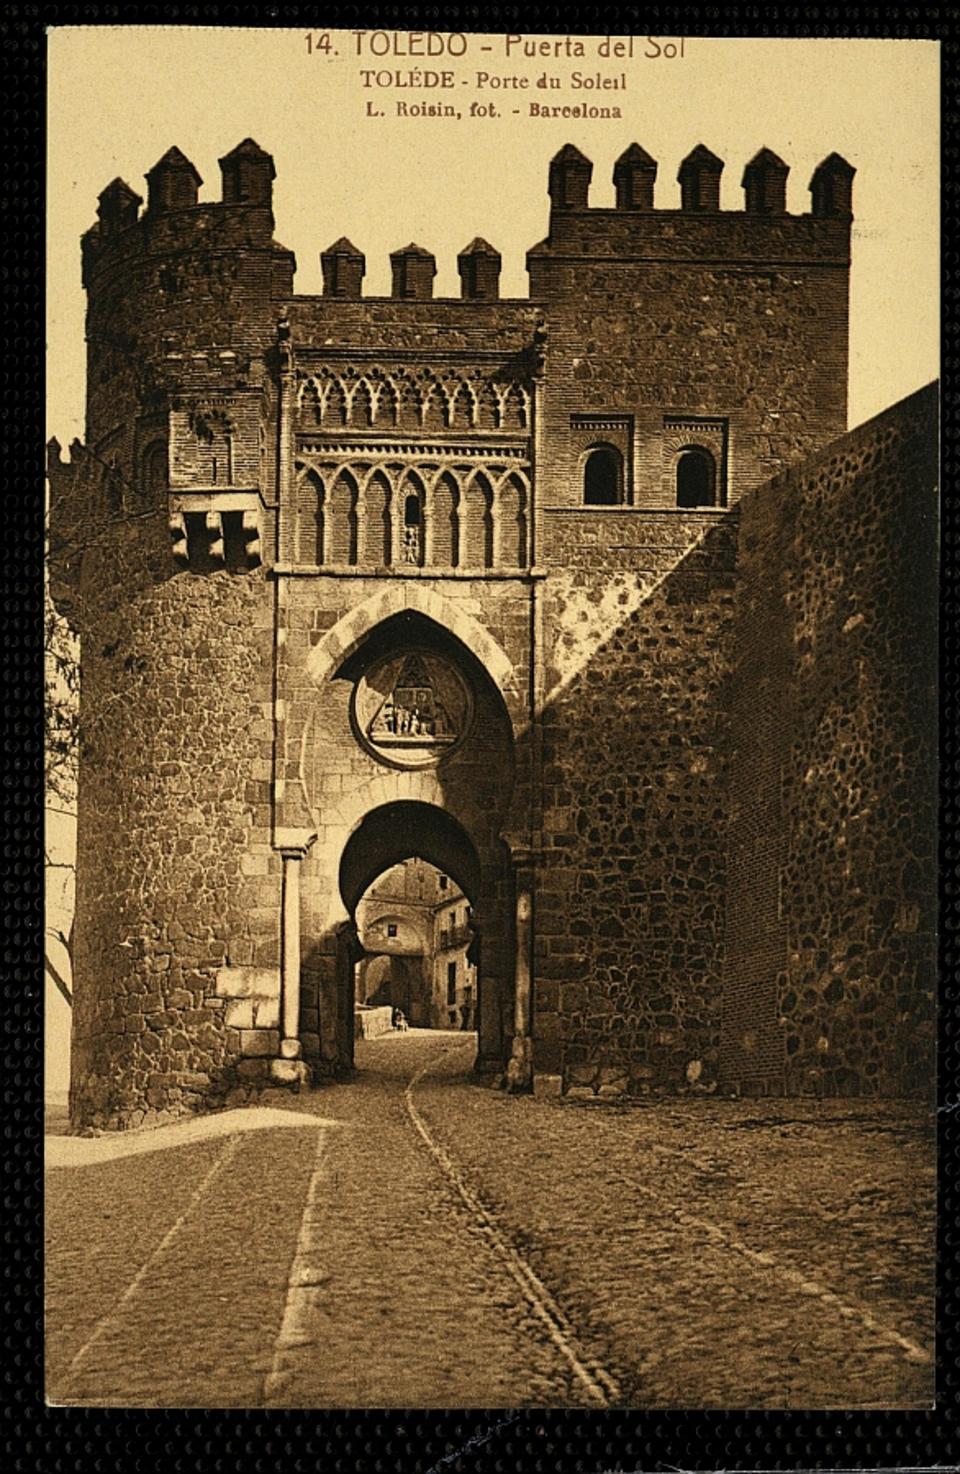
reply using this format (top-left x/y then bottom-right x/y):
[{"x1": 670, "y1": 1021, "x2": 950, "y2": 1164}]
[{"x1": 580, "y1": 439, "x2": 721, "y2": 508}]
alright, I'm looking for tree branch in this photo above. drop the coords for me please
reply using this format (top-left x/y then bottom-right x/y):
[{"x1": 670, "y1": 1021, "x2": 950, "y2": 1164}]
[{"x1": 45, "y1": 953, "x2": 73, "y2": 1008}]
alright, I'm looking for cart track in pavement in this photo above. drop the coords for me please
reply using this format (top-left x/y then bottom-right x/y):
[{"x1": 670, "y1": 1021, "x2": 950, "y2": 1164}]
[
  {"x1": 261, "y1": 1032, "x2": 620, "y2": 1407},
  {"x1": 402, "y1": 1039, "x2": 620, "y2": 1407}
]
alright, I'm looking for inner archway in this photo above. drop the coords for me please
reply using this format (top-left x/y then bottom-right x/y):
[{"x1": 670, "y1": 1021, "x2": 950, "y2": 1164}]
[
  {"x1": 337, "y1": 801, "x2": 494, "y2": 1068},
  {"x1": 339, "y1": 801, "x2": 482, "y2": 913}
]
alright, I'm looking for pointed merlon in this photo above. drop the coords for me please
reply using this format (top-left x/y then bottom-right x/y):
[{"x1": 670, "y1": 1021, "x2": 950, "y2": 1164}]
[
  {"x1": 145, "y1": 146, "x2": 202, "y2": 212},
  {"x1": 218, "y1": 137, "x2": 274, "y2": 163},
  {"x1": 324, "y1": 236, "x2": 365, "y2": 256},
  {"x1": 219, "y1": 138, "x2": 275, "y2": 205},
  {"x1": 390, "y1": 244, "x2": 436, "y2": 300},
  {"x1": 551, "y1": 142, "x2": 591, "y2": 165},
  {"x1": 809, "y1": 153, "x2": 856, "y2": 218},
  {"x1": 321, "y1": 238, "x2": 365, "y2": 299},
  {"x1": 613, "y1": 144, "x2": 657, "y2": 209},
  {"x1": 96, "y1": 178, "x2": 143, "y2": 233},
  {"x1": 458, "y1": 239, "x2": 502, "y2": 300},
  {"x1": 458, "y1": 237, "x2": 502, "y2": 259},
  {"x1": 615, "y1": 142, "x2": 657, "y2": 168},
  {"x1": 677, "y1": 144, "x2": 724, "y2": 211},
  {"x1": 98, "y1": 178, "x2": 144, "y2": 209},
  {"x1": 146, "y1": 146, "x2": 203, "y2": 184},
  {"x1": 742, "y1": 148, "x2": 789, "y2": 214},
  {"x1": 679, "y1": 143, "x2": 724, "y2": 172},
  {"x1": 548, "y1": 143, "x2": 593, "y2": 209}
]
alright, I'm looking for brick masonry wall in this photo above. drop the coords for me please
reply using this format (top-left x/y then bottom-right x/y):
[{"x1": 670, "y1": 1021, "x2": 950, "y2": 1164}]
[
  {"x1": 533, "y1": 510, "x2": 738, "y2": 1093},
  {"x1": 531, "y1": 208, "x2": 850, "y2": 508},
  {"x1": 722, "y1": 384, "x2": 938, "y2": 1097},
  {"x1": 288, "y1": 299, "x2": 539, "y2": 354}
]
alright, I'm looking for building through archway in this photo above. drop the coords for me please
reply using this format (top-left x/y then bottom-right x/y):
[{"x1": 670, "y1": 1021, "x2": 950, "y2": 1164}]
[
  {"x1": 354, "y1": 857, "x2": 478, "y2": 1033},
  {"x1": 328, "y1": 804, "x2": 489, "y2": 1069}
]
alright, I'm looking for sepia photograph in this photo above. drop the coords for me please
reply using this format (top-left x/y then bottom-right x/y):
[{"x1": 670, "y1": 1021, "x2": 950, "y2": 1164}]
[{"x1": 44, "y1": 27, "x2": 939, "y2": 1410}]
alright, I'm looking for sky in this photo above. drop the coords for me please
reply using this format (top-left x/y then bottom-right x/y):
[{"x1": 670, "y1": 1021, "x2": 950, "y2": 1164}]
[{"x1": 45, "y1": 29, "x2": 939, "y2": 1093}]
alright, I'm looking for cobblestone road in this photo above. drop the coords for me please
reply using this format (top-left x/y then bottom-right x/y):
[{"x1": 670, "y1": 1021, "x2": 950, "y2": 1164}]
[{"x1": 46, "y1": 1031, "x2": 935, "y2": 1408}]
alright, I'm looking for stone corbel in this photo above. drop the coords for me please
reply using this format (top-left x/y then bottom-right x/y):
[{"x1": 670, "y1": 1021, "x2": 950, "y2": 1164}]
[
  {"x1": 205, "y1": 510, "x2": 224, "y2": 568},
  {"x1": 169, "y1": 510, "x2": 188, "y2": 569},
  {"x1": 242, "y1": 509, "x2": 262, "y2": 569}
]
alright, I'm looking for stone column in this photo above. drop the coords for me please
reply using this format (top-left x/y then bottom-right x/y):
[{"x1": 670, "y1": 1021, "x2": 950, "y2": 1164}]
[
  {"x1": 273, "y1": 846, "x2": 309, "y2": 1084},
  {"x1": 505, "y1": 853, "x2": 534, "y2": 1091}
]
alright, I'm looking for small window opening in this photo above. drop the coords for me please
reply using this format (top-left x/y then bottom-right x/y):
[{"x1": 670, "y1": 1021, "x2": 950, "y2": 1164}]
[
  {"x1": 583, "y1": 445, "x2": 622, "y2": 506},
  {"x1": 447, "y1": 961, "x2": 457, "y2": 1005},
  {"x1": 402, "y1": 491, "x2": 423, "y2": 564},
  {"x1": 676, "y1": 448, "x2": 717, "y2": 509},
  {"x1": 387, "y1": 923, "x2": 398, "y2": 938}
]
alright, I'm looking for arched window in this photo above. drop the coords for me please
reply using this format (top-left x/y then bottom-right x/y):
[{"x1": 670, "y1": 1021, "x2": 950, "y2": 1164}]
[
  {"x1": 463, "y1": 473, "x2": 494, "y2": 568},
  {"x1": 430, "y1": 472, "x2": 460, "y2": 567},
  {"x1": 139, "y1": 441, "x2": 168, "y2": 507},
  {"x1": 497, "y1": 473, "x2": 528, "y2": 568},
  {"x1": 297, "y1": 467, "x2": 325, "y2": 564},
  {"x1": 362, "y1": 471, "x2": 392, "y2": 566},
  {"x1": 676, "y1": 447, "x2": 717, "y2": 508},
  {"x1": 104, "y1": 454, "x2": 123, "y2": 517},
  {"x1": 583, "y1": 444, "x2": 623, "y2": 506},
  {"x1": 328, "y1": 469, "x2": 359, "y2": 564}
]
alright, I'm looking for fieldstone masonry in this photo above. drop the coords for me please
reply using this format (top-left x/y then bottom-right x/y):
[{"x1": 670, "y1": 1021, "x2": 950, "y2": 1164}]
[{"x1": 48, "y1": 138, "x2": 937, "y2": 1128}]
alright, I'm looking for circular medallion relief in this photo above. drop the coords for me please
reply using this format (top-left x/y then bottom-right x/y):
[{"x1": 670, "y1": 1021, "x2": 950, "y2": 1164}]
[{"x1": 352, "y1": 651, "x2": 473, "y2": 770}]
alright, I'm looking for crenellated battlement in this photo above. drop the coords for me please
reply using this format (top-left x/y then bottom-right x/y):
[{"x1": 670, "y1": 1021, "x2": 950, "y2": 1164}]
[{"x1": 81, "y1": 138, "x2": 854, "y2": 303}]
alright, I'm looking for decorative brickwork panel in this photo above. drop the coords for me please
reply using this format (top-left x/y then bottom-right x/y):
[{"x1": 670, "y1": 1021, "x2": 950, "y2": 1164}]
[{"x1": 292, "y1": 452, "x2": 529, "y2": 571}]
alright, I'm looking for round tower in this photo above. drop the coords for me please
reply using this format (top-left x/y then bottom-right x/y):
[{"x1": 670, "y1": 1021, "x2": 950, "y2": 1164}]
[{"x1": 49, "y1": 143, "x2": 296, "y2": 1129}]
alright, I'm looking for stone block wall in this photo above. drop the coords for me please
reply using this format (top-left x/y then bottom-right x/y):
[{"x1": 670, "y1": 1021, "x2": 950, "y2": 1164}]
[
  {"x1": 64, "y1": 496, "x2": 280, "y2": 1128},
  {"x1": 534, "y1": 258, "x2": 849, "y2": 509},
  {"x1": 722, "y1": 383, "x2": 938, "y2": 1097}
]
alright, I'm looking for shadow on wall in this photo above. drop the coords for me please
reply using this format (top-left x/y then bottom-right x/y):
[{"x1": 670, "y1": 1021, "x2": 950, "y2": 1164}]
[
  {"x1": 723, "y1": 385, "x2": 938, "y2": 1099},
  {"x1": 297, "y1": 402, "x2": 937, "y2": 1101},
  {"x1": 530, "y1": 517, "x2": 739, "y2": 1096}
]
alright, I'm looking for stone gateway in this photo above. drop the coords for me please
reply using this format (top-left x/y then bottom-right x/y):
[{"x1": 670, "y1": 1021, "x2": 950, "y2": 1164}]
[{"x1": 48, "y1": 140, "x2": 937, "y2": 1130}]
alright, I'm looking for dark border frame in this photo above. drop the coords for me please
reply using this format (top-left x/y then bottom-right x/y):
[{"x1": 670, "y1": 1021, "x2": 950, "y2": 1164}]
[{"x1": 11, "y1": 5, "x2": 956, "y2": 1469}]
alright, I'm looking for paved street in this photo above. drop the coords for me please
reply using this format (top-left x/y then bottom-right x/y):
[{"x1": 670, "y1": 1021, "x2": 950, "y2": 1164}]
[{"x1": 46, "y1": 1031, "x2": 935, "y2": 1409}]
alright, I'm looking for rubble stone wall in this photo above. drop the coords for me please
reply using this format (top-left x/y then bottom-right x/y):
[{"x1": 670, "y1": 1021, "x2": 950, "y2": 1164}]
[
  {"x1": 722, "y1": 384, "x2": 938, "y2": 1097},
  {"x1": 533, "y1": 510, "x2": 739, "y2": 1093}
]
